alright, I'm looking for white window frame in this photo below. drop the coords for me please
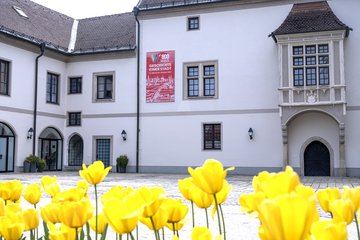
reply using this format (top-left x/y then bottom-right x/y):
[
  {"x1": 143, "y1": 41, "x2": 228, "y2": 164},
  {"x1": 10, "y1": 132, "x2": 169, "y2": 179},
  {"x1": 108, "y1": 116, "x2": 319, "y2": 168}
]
[
  {"x1": 0, "y1": 58, "x2": 11, "y2": 96},
  {"x1": 183, "y1": 61, "x2": 218, "y2": 100},
  {"x1": 92, "y1": 71, "x2": 115, "y2": 102}
]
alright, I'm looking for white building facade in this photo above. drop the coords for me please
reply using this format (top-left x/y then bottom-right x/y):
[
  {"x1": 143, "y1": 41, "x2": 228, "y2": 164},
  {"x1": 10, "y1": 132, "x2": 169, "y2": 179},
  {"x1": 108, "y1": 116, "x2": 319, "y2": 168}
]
[{"x1": 0, "y1": 0, "x2": 359, "y2": 176}]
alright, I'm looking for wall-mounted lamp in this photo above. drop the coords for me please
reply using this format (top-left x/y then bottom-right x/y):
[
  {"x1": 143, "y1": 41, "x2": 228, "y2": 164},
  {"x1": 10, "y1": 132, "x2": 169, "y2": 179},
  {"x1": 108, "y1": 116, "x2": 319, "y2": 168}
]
[
  {"x1": 27, "y1": 127, "x2": 34, "y2": 139},
  {"x1": 121, "y1": 130, "x2": 127, "y2": 141},
  {"x1": 248, "y1": 128, "x2": 254, "y2": 140}
]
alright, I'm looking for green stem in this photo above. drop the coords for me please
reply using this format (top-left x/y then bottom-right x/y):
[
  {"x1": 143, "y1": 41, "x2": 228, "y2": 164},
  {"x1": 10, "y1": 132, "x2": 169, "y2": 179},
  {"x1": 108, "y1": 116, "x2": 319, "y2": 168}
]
[
  {"x1": 213, "y1": 194, "x2": 222, "y2": 236},
  {"x1": 172, "y1": 223, "x2": 176, "y2": 236},
  {"x1": 191, "y1": 200, "x2": 195, "y2": 228},
  {"x1": 219, "y1": 204, "x2": 226, "y2": 240},
  {"x1": 136, "y1": 226, "x2": 138, "y2": 240},
  {"x1": 120, "y1": 234, "x2": 122, "y2": 240},
  {"x1": 95, "y1": 184, "x2": 98, "y2": 240},
  {"x1": 150, "y1": 216, "x2": 160, "y2": 240},
  {"x1": 129, "y1": 232, "x2": 135, "y2": 240},
  {"x1": 75, "y1": 228, "x2": 79, "y2": 240},
  {"x1": 355, "y1": 213, "x2": 360, "y2": 240},
  {"x1": 161, "y1": 228, "x2": 164, "y2": 240},
  {"x1": 205, "y1": 208, "x2": 209, "y2": 229},
  {"x1": 176, "y1": 230, "x2": 179, "y2": 237}
]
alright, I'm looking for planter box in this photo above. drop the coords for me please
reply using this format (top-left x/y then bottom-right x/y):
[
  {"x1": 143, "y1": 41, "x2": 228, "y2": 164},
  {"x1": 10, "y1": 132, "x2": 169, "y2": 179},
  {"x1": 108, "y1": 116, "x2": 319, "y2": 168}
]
[{"x1": 24, "y1": 162, "x2": 37, "y2": 173}]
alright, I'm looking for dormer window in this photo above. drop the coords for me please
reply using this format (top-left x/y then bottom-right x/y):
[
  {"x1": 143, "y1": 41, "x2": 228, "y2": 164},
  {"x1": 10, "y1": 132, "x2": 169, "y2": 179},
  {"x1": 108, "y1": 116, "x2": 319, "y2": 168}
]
[{"x1": 13, "y1": 6, "x2": 28, "y2": 18}]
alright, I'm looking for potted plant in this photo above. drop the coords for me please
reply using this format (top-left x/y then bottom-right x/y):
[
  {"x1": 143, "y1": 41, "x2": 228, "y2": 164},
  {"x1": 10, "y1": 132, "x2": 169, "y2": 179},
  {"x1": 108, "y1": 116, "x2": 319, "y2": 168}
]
[
  {"x1": 116, "y1": 154, "x2": 128, "y2": 173},
  {"x1": 24, "y1": 154, "x2": 38, "y2": 172},
  {"x1": 36, "y1": 158, "x2": 47, "y2": 172}
]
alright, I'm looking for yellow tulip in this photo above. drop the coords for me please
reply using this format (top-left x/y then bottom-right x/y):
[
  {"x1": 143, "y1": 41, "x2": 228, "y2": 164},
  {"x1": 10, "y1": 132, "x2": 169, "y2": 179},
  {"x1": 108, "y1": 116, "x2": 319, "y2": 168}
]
[
  {"x1": 330, "y1": 199, "x2": 354, "y2": 224},
  {"x1": 89, "y1": 213, "x2": 108, "y2": 234},
  {"x1": 0, "y1": 215, "x2": 24, "y2": 240},
  {"x1": 310, "y1": 220, "x2": 347, "y2": 240},
  {"x1": 76, "y1": 180, "x2": 89, "y2": 194},
  {"x1": 140, "y1": 207, "x2": 168, "y2": 231},
  {"x1": 0, "y1": 198, "x2": 4, "y2": 215},
  {"x1": 239, "y1": 192, "x2": 266, "y2": 215},
  {"x1": 191, "y1": 185, "x2": 214, "y2": 209},
  {"x1": 178, "y1": 177, "x2": 194, "y2": 201},
  {"x1": 316, "y1": 187, "x2": 341, "y2": 213},
  {"x1": 52, "y1": 187, "x2": 86, "y2": 203},
  {"x1": 23, "y1": 183, "x2": 41, "y2": 206},
  {"x1": 188, "y1": 159, "x2": 234, "y2": 195},
  {"x1": 40, "y1": 175, "x2": 61, "y2": 198},
  {"x1": 295, "y1": 185, "x2": 315, "y2": 199},
  {"x1": 253, "y1": 166, "x2": 300, "y2": 199},
  {"x1": 79, "y1": 160, "x2": 112, "y2": 185},
  {"x1": 191, "y1": 226, "x2": 213, "y2": 240},
  {"x1": 22, "y1": 208, "x2": 39, "y2": 231},
  {"x1": 103, "y1": 198, "x2": 140, "y2": 234},
  {"x1": 166, "y1": 219, "x2": 187, "y2": 231},
  {"x1": 59, "y1": 198, "x2": 93, "y2": 228},
  {"x1": 163, "y1": 198, "x2": 188, "y2": 223},
  {"x1": 342, "y1": 186, "x2": 360, "y2": 210},
  {"x1": 137, "y1": 186, "x2": 166, "y2": 218},
  {"x1": 41, "y1": 203, "x2": 62, "y2": 224},
  {"x1": 215, "y1": 180, "x2": 232, "y2": 204},
  {"x1": 0, "y1": 180, "x2": 24, "y2": 203},
  {"x1": 258, "y1": 193, "x2": 319, "y2": 240},
  {"x1": 48, "y1": 222, "x2": 76, "y2": 240}
]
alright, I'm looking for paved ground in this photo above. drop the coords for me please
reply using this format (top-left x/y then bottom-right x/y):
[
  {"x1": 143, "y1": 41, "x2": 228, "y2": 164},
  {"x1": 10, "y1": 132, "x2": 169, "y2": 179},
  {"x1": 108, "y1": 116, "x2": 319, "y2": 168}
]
[{"x1": 1, "y1": 172, "x2": 360, "y2": 239}]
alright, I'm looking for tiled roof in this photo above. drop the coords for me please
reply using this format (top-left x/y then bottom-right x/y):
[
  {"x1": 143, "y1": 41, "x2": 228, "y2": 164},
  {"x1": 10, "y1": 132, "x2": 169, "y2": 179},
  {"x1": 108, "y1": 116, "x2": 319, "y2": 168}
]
[
  {"x1": 137, "y1": 0, "x2": 227, "y2": 10},
  {"x1": 0, "y1": 0, "x2": 73, "y2": 51},
  {"x1": 74, "y1": 13, "x2": 136, "y2": 53},
  {"x1": 271, "y1": 1, "x2": 351, "y2": 37},
  {"x1": 0, "y1": 0, "x2": 135, "y2": 54}
]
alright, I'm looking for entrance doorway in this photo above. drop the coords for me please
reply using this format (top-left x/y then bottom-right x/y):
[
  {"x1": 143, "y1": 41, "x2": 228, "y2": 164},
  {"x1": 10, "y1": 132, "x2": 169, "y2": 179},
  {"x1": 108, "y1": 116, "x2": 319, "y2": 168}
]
[
  {"x1": 39, "y1": 127, "x2": 62, "y2": 171},
  {"x1": 304, "y1": 141, "x2": 330, "y2": 176},
  {"x1": 68, "y1": 134, "x2": 83, "y2": 166},
  {"x1": 0, "y1": 122, "x2": 15, "y2": 172}
]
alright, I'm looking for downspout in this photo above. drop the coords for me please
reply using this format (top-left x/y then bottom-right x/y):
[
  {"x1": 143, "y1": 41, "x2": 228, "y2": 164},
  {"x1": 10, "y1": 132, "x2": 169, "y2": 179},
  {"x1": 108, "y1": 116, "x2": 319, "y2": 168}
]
[
  {"x1": 33, "y1": 42, "x2": 45, "y2": 155},
  {"x1": 133, "y1": 7, "x2": 140, "y2": 173}
]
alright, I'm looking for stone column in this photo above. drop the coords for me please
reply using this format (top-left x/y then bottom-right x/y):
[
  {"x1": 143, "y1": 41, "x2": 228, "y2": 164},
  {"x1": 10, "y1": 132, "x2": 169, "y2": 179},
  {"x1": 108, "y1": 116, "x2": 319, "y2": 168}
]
[
  {"x1": 339, "y1": 123, "x2": 346, "y2": 177},
  {"x1": 282, "y1": 125, "x2": 288, "y2": 170}
]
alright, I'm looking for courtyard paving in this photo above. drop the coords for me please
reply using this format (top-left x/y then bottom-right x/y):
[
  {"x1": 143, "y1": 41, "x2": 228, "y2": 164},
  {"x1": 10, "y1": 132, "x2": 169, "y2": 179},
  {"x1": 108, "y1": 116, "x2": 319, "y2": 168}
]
[{"x1": 1, "y1": 171, "x2": 360, "y2": 239}]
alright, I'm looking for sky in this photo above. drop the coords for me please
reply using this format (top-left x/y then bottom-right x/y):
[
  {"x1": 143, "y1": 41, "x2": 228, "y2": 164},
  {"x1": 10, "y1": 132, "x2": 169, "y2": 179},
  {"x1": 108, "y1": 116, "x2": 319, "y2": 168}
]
[{"x1": 31, "y1": 0, "x2": 140, "y2": 19}]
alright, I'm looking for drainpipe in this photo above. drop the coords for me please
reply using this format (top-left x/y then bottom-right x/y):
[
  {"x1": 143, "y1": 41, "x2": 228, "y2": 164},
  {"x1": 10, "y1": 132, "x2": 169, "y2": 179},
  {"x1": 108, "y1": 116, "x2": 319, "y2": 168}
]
[
  {"x1": 33, "y1": 42, "x2": 45, "y2": 155},
  {"x1": 133, "y1": 7, "x2": 140, "y2": 173}
]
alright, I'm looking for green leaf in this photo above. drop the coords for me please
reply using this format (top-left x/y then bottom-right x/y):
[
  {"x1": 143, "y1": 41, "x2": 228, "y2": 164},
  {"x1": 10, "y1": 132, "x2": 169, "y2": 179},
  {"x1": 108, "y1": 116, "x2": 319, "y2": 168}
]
[
  {"x1": 86, "y1": 222, "x2": 92, "y2": 240},
  {"x1": 100, "y1": 224, "x2": 108, "y2": 240},
  {"x1": 80, "y1": 227, "x2": 85, "y2": 240},
  {"x1": 43, "y1": 221, "x2": 49, "y2": 240}
]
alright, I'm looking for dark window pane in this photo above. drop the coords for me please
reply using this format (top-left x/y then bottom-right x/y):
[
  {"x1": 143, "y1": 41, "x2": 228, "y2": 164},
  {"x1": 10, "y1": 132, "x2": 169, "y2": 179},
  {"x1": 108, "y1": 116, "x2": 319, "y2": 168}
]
[
  {"x1": 204, "y1": 78, "x2": 215, "y2": 96},
  {"x1": 293, "y1": 57, "x2": 303, "y2": 66},
  {"x1": 319, "y1": 67, "x2": 329, "y2": 85},
  {"x1": 293, "y1": 68, "x2": 304, "y2": 86},
  {"x1": 68, "y1": 112, "x2": 81, "y2": 126},
  {"x1": 188, "y1": 79, "x2": 199, "y2": 97},
  {"x1": 188, "y1": 17, "x2": 199, "y2": 30},
  {"x1": 306, "y1": 45, "x2": 316, "y2": 54},
  {"x1": 319, "y1": 55, "x2": 329, "y2": 64},
  {"x1": 97, "y1": 75, "x2": 113, "y2": 99},
  {"x1": 306, "y1": 56, "x2": 316, "y2": 65},
  {"x1": 293, "y1": 46, "x2": 303, "y2": 55},
  {"x1": 47, "y1": 73, "x2": 59, "y2": 103},
  {"x1": 318, "y1": 44, "x2": 329, "y2": 53},
  {"x1": 204, "y1": 65, "x2": 215, "y2": 76},
  {"x1": 306, "y1": 68, "x2": 317, "y2": 85},
  {"x1": 0, "y1": 60, "x2": 10, "y2": 95},
  {"x1": 203, "y1": 124, "x2": 221, "y2": 150},
  {"x1": 69, "y1": 77, "x2": 82, "y2": 94},
  {"x1": 187, "y1": 67, "x2": 198, "y2": 77}
]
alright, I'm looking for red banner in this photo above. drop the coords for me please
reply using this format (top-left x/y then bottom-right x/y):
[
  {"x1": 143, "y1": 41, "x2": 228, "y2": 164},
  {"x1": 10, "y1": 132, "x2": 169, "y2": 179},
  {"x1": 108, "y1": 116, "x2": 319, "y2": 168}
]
[{"x1": 146, "y1": 50, "x2": 175, "y2": 103}]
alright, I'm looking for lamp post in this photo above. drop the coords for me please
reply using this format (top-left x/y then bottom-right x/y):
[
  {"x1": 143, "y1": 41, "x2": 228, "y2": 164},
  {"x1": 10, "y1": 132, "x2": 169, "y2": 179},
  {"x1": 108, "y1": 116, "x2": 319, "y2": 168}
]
[
  {"x1": 121, "y1": 130, "x2": 127, "y2": 141},
  {"x1": 248, "y1": 128, "x2": 254, "y2": 140}
]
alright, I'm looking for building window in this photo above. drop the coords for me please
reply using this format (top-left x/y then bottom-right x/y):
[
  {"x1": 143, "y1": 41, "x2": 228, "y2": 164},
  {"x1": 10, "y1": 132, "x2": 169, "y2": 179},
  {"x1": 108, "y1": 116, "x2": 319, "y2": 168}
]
[
  {"x1": 203, "y1": 124, "x2": 221, "y2": 150},
  {"x1": 292, "y1": 44, "x2": 329, "y2": 87},
  {"x1": 69, "y1": 77, "x2": 82, "y2": 94},
  {"x1": 188, "y1": 16, "x2": 199, "y2": 30},
  {"x1": 0, "y1": 59, "x2": 10, "y2": 96},
  {"x1": 46, "y1": 72, "x2": 59, "y2": 104},
  {"x1": 184, "y1": 61, "x2": 218, "y2": 99},
  {"x1": 93, "y1": 72, "x2": 115, "y2": 102},
  {"x1": 68, "y1": 112, "x2": 81, "y2": 126}
]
